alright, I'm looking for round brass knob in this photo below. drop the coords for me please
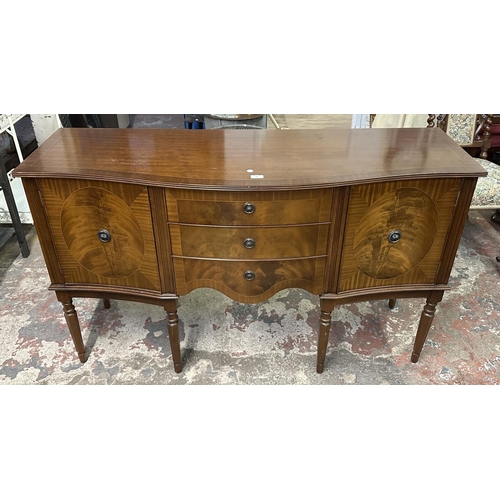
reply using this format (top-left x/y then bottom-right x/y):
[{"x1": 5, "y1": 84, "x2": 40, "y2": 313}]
[
  {"x1": 97, "y1": 229, "x2": 112, "y2": 243},
  {"x1": 388, "y1": 230, "x2": 402, "y2": 243},
  {"x1": 244, "y1": 238, "x2": 255, "y2": 249},
  {"x1": 244, "y1": 270, "x2": 255, "y2": 281},
  {"x1": 243, "y1": 202, "x2": 255, "y2": 214}
]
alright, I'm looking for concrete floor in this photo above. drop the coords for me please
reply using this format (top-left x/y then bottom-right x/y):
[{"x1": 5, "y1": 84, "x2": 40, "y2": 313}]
[{"x1": 1, "y1": 115, "x2": 500, "y2": 384}]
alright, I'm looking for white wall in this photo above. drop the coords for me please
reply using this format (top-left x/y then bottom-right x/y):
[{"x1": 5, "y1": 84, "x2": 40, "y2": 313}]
[
  {"x1": 351, "y1": 114, "x2": 370, "y2": 128},
  {"x1": 30, "y1": 114, "x2": 61, "y2": 145}
]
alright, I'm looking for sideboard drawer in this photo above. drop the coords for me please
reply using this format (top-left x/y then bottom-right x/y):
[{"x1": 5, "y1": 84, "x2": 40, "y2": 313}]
[
  {"x1": 170, "y1": 224, "x2": 330, "y2": 259},
  {"x1": 173, "y1": 257, "x2": 326, "y2": 302},
  {"x1": 166, "y1": 188, "x2": 333, "y2": 225}
]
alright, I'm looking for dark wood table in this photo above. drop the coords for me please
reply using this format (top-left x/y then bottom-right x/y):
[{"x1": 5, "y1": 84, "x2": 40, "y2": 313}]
[{"x1": 13, "y1": 127, "x2": 486, "y2": 373}]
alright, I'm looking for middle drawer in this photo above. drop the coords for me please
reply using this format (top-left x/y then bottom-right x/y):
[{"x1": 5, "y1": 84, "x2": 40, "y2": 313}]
[{"x1": 170, "y1": 224, "x2": 330, "y2": 259}]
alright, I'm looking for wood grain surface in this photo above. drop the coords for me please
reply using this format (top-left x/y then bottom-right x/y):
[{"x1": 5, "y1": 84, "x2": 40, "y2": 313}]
[
  {"x1": 173, "y1": 257, "x2": 326, "y2": 302},
  {"x1": 170, "y1": 224, "x2": 329, "y2": 259},
  {"x1": 60, "y1": 187, "x2": 145, "y2": 279},
  {"x1": 13, "y1": 128, "x2": 486, "y2": 189},
  {"x1": 21, "y1": 179, "x2": 65, "y2": 284},
  {"x1": 352, "y1": 187, "x2": 438, "y2": 279},
  {"x1": 337, "y1": 178, "x2": 461, "y2": 292},
  {"x1": 166, "y1": 188, "x2": 333, "y2": 225},
  {"x1": 38, "y1": 179, "x2": 161, "y2": 291},
  {"x1": 15, "y1": 126, "x2": 485, "y2": 370},
  {"x1": 148, "y1": 186, "x2": 176, "y2": 293}
]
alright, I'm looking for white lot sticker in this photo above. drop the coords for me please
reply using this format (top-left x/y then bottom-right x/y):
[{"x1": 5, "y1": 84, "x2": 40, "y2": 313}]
[{"x1": 250, "y1": 174, "x2": 264, "y2": 179}]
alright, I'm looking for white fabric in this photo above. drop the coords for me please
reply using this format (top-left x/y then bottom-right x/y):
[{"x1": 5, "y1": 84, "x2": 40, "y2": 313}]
[{"x1": 372, "y1": 114, "x2": 429, "y2": 128}]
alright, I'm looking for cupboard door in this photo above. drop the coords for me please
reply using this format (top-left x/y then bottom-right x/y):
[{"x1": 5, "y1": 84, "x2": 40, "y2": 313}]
[
  {"x1": 337, "y1": 179, "x2": 461, "y2": 292},
  {"x1": 38, "y1": 179, "x2": 161, "y2": 291}
]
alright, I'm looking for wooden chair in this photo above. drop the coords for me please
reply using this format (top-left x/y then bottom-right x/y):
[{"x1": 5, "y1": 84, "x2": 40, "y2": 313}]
[
  {"x1": 427, "y1": 114, "x2": 500, "y2": 220},
  {"x1": 432, "y1": 114, "x2": 492, "y2": 159},
  {"x1": 490, "y1": 114, "x2": 500, "y2": 153}
]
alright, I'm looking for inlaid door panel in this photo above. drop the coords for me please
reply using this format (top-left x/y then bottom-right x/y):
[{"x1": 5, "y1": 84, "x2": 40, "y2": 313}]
[
  {"x1": 38, "y1": 179, "x2": 161, "y2": 291},
  {"x1": 337, "y1": 178, "x2": 461, "y2": 292}
]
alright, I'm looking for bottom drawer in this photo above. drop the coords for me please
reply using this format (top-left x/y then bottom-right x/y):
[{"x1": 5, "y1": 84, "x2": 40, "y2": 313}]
[{"x1": 173, "y1": 258, "x2": 326, "y2": 303}]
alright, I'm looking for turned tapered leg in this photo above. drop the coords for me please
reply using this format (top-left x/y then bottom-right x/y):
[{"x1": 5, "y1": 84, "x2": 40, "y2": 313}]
[
  {"x1": 103, "y1": 298, "x2": 111, "y2": 309},
  {"x1": 411, "y1": 291, "x2": 444, "y2": 363},
  {"x1": 56, "y1": 291, "x2": 87, "y2": 363},
  {"x1": 317, "y1": 306, "x2": 333, "y2": 374},
  {"x1": 164, "y1": 301, "x2": 182, "y2": 373},
  {"x1": 388, "y1": 299, "x2": 397, "y2": 309}
]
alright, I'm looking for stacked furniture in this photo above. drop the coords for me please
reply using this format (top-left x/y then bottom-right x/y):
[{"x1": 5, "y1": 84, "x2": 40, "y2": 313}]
[{"x1": 489, "y1": 114, "x2": 500, "y2": 152}]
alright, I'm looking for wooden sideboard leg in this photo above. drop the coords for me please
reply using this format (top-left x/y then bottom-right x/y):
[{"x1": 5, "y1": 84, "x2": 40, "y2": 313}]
[
  {"x1": 411, "y1": 291, "x2": 444, "y2": 363},
  {"x1": 103, "y1": 299, "x2": 111, "y2": 309},
  {"x1": 388, "y1": 299, "x2": 397, "y2": 309},
  {"x1": 56, "y1": 291, "x2": 88, "y2": 363},
  {"x1": 317, "y1": 301, "x2": 334, "y2": 373},
  {"x1": 164, "y1": 301, "x2": 182, "y2": 373}
]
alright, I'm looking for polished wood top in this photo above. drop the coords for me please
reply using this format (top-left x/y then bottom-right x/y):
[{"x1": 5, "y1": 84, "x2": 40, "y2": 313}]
[{"x1": 13, "y1": 127, "x2": 486, "y2": 189}]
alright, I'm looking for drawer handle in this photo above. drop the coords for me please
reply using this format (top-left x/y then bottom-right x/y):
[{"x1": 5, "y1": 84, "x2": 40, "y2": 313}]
[
  {"x1": 243, "y1": 238, "x2": 255, "y2": 249},
  {"x1": 243, "y1": 202, "x2": 255, "y2": 214},
  {"x1": 97, "y1": 229, "x2": 112, "y2": 243},
  {"x1": 244, "y1": 270, "x2": 255, "y2": 281},
  {"x1": 388, "y1": 230, "x2": 402, "y2": 243}
]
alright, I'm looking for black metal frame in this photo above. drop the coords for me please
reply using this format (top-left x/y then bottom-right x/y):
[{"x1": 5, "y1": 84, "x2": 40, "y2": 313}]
[{"x1": 0, "y1": 153, "x2": 29, "y2": 257}]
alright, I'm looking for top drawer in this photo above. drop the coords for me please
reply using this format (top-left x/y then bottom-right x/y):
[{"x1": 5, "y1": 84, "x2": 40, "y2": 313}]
[{"x1": 166, "y1": 188, "x2": 333, "y2": 225}]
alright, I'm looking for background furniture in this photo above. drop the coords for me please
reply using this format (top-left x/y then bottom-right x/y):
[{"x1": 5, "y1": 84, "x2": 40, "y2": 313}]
[
  {"x1": 0, "y1": 114, "x2": 26, "y2": 164},
  {"x1": 0, "y1": 153, "x2": 29, "y2": 256},
  {"x1": 370, "y1": 114, "x2": 429, "y2": 128},
  {"x1": 13, "y1": 127, "x2": 485, "y2": 374},
  {"x1": 58, "y1": 114, "x2": 130, "y2": 128},
  {"x1": 0, "y1": 115, "x2": 37, "y2": 249},
  {"x1": 434, "y1": 114, "x2": 492, "y2": 159},
  {"x1": 427, "y1": 114, "x2": 500, "y2": 219},
  {"x1": 372, "y1": 114, "x2": 500, "y2": 221},
  {"x1": 183, "y1": 114, "x2": 205, "y2": 129},
  {"x1": 490, "y1": 114, "x2": 500, "y2": 153},
  {"x1": 204, "y1": 114, "x2": 267, "y2": 129}
]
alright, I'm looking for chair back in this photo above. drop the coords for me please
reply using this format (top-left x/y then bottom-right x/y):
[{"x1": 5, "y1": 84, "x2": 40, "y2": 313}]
[{"x1": 428, "y1": 114, "x2": 493, "y2": 159}]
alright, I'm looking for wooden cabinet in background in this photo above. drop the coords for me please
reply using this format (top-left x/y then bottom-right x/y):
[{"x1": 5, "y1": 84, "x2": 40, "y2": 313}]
[{"x1": 13, "y1": 127, "x2": 486, "y2": 374}]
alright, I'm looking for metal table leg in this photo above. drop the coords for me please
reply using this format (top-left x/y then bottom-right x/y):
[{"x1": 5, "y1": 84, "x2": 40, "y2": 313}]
[{"x1": 0, "y1": 155, "x2": 29, "y2": 257}]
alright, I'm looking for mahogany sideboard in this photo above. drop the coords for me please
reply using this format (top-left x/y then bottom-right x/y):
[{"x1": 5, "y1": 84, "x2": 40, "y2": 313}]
[{"x1": 13, "y1": 127, "x2": 487, "y2": 373}]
